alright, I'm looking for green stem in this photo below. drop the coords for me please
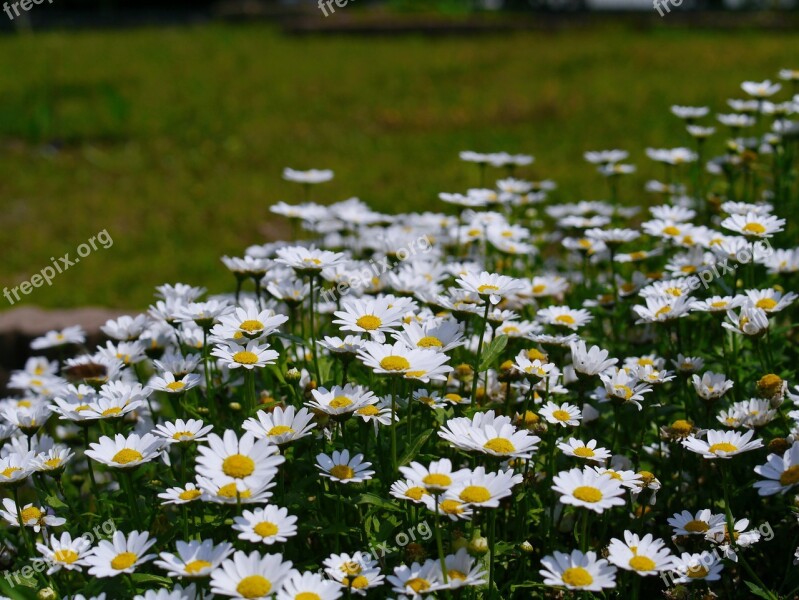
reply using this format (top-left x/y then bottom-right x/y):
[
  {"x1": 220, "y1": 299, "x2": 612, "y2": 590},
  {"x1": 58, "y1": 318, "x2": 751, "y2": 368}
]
[
  {"x1": 470, "y1": 301, "x2": 491, "y2": 403},
  {"x1": 433, "y1": 495, "x2": 448, "y2": 584}
]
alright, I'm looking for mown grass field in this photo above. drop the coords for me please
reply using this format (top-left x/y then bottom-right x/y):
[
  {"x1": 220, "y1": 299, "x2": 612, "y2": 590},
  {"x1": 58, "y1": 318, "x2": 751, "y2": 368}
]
[{"x1": 0, "y1": 22, "x2": 796, "y2": 309}]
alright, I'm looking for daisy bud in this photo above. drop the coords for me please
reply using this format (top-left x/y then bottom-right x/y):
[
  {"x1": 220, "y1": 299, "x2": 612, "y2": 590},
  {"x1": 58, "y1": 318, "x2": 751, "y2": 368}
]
[
  {"x1": 196, "y1": 407, "x2": 210, "y2": 415},
  {"x1": 768, "y1": 437, "x2": 791, "y2": 455},
  {"x1": 286, "y1": 367, "x2": 302, "y2": 382},
  {"x1": 520, "y1": 540, "x2": 534, "y2": 554},
  {"x1": 757, "y1": 373, "x2": 785, "y2": 401},
  {"x1": 468, "y1": 533, "x2": 489, "y2": 556},
  {"x1": 229, "y1": 402, "x2": 242, "y2": 411},
  {"x1": 38, "y1": 589, "x2": 57, "y2": 600}
]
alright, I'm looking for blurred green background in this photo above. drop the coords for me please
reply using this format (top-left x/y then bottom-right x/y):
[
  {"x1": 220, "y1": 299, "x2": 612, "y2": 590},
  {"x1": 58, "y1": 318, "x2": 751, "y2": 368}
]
[{"x1": 0, "y1": 23, "x2": 796, "y2": 309}]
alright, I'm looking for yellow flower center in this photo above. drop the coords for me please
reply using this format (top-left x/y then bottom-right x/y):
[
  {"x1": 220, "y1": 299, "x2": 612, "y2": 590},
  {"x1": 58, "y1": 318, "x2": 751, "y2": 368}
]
[
  {"x1": 111, "y1": 552, "x2": 138, "y2": 570},
  {"x1": 629, "y1": 555, "x2": 656, "y2": 571},
  {"x1": 555, "y1": 314, "x2": 575, "y2": 325},
  {"x1": 112, "y1": 449, "x2": 143, "y2": 465},
  {"x1": 329, "y1": 396, "x2": 353, "y2": 409},
  {"x1": 18, "y1": 400, "x2": 32, "y2": 407},
  {"x1": 756, "y1": 298, "x2": 777, "y2": 310},
  {"x1": 406, "y1": 578, "x2": 430, "y2": 592},
  {"x1": 380, "y1": 356, "x2": 410, "y2": 371},
  {"x1": 448, "y1": 569, "x2": 467, "y2": 581},
  {"x1": 483, "y1": 438, "x2": 516, "y2": 454},
  {"x1": 166, "y1": 381, "x2": 186, "y2": 391},
  {"x1": 663, "y1": 226, "x2": 681, "y2": 236},
  {"x1": 254, "y1": 521, "x2": 279, "y2": 537},
  {"x1": 708, "y1": 442, "x2": 738, "y2": 455},
  {"x1": 21, "y1": 506, "x2": 42, "y2": 522},
  {"x1": 44, "y1": 458, "x2": 63, "y2": 469},
  {"x1": 561, "y1": 566, "x2": 594, "y2": 587},
  {"x1": 102, "y1": 407, "x2": 123, "y2": 417},
  {"x1": 54, "y1": 549, "x2": 79, "y2": 564},
  {"x1": 443, "y1": 393, "x2": 462, "y2": 404},
  {"x1": 222, "y1": 454, "x2": 256, "y2": 478},
  {"x1": 344, "y1": 575, "x2": 369, "y2": 589},
  {"x1": 217, "y1": 483, "x2": 251, "y2": 499},
  {"x1": 684, "y1": 520, "x2": 709, "y2": 533},
  {"x1": 743, "y1": 222, "x2": 766, "y2": 235},
  {"x1": 686, "y1": 565, "x2": 709, "y2": 579},
  {"x1": 423, "y1": 473, "x2": 452, "y2": 487},
  {"x1": 239, "y1": 320, "x2": 264, "y2": 333},
  {"x1": 552, "y1": 409, "x2": 572, "y2": 422},
  {"x1": 179, "y1": 489, "x2": 202, "y2": 501},
  {"x1": 267, "y1": 425, "x2": 294, "y2": 436},
  {"x1": 779, "y1": 465, "x2": 799, "y2": 486},
  {"x1": 184, "y1": 559, "x2": 212, "y2": 574},
  {"x1": 296, "y1": 594, "x2": 321, "y2": 600},
  {"x1": 302, "y1": 258, "x2": 322, "y2": 266},
  {"x1": 340, "y1": 561, "x2": 362, "y2": 575},
  {"x1": 655, "y1": 306, "x2": 672, "y2": 318},
  {"x1": 459, "y1": 485, "x2": 491, "y2": 504},
  {"x1": 356, "y1": 315, "x2": 382, "y2": 330},
  {"x1": 172, "y1": 431, "x2": 195, "y2": 441},
  {"x1": 233, "y1": 351, "x2": 259, "y2": 365},
  {"x1": 671, "y1": 420, "x2": 693, "y2": 435},
  {"x1": 417, "y1": 336, "x2": 443, "y2": 348},
  {"x1": 1, "y1": 467, "x2": 21, "y2": 478},
  {"x1": 710, "y1": 301, "x2": 727, "y2": 308},
  {"x1": 405, "y1": 486, "x2": 427, "y2": 500},
  {"x1": 614, "y1": 385, "x2": 633, "y2": 400},
  {"x1": 665, "y1": 287, "x2": 682, "y2": 297},
  {"x1": 477, "y1": 284, "x2": 500, "y2": 294},
  {"x1": 440, "y1": 499, "x2": 464, "y2": 514},
  {"x1": 330, "y1": 465, "x2": 355, "y2": 480},
  {"x1": 237, "y1": 575, "x2": 272, "y2": 598},
  {"x1": 405, "y1": 370, "x2": 427, "y2": 378},
  {"x1": 572, "y1": 486, "x2": 602, "y2": 503},
  {"x1": 503, "y1": 326, "x2": 520, "y2": 334},
  {"x1": 356, "y1": 405, "x2": 379, "y2": 416},
  {"x1": 573, "y1": 446, "x2": 595, "y2": 458}
]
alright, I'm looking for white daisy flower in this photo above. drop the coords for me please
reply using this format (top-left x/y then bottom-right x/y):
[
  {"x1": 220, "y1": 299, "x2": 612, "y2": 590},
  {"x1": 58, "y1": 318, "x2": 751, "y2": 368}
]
[
  {"x1": 682, "y1": 429, "x2": 764, "y2": 459},
  {"x1": 307, "y1": 385, "x2": 376, "y2": 417},
  {"x1": 243, "y1": 406, "x2": 316, "y2": 445},
  {"x1": 753, "y1": 441, "x2": 799, "y2": 496},
  {"x1": 147, "y1": 372, "x2": 203, "y2": 395},
  {"x1": 154, "y1": 539, "x2": 233, "y2": 578},
  {"x1": 0, "y1": 498, "x2": 65, "y2": 532},
  {"x1": 210, "y1": 550, "x2": 294, "y2": 599},
  {"x1": 536, "y1": 306, "x2": 593, "y2": 330},
  {"x1": 671, "y1": 551, "x2": 724, "y2": 583},
  {"x1": 569, "y1": 341, "x2": 617, "y2": 376},
  {"x1": 276, "y1": 570, "x2": 344, "y2": 600},
  {"x1": 30, "y1": 325, "x2": 86, "y2": 350},
  {"x1": 283, "y1": 167, "x2": 333, "y2": 184},
  {"x1": 540, "y1": 401, "x2": 582, "y2": 427},
  {"x1": 211, "y1": 340, "x2": 279, "y2": 370},
  {"x1": 455, "y1": 270, "x2": 526, "y2": 305},
  {"x1": 668, "y1": 509, "x2": 726, "y2": 536},
  {"x1": 539, "y1": 549, "x2": 617, "y2": 591},
  {"x1": 153, "y1": 419, "x2": 213, "y2": 445},
  {"x1": 607, "y1": 531, "x2": 675, "y2": 575},
  {"x1": 323, "y1": 552, "x2": 384, "y2": 595},
  {"x1": 84, "y1": 530, "x2": 157, "y2": 578},
  {"x1": 387, "y1": 559, "x2": 444, "y2": 598},
  {"x1": 399, "y1": 458, "x2": 470, "y2": 494},
  {"x1": 357, "y1": 341, "x2": 453, "y2": 383},
  {"x1": 552, "y1": 467, "x2": 626, "y2": 513},
  {"x1": 158, "y1": 483, "x2": 204, "y2": 505},
  {"x1": 85, "y1": 433, "x2": 164, "y2": 469},
  {"x1": 196, "y1": 430, "x2": 284, "y2": 489},
  {"x1": 721, "y1": 211, "x2": 785, "y2": 238},
  {"x1": 558, "y1": 438, "x2": 612, "y2": 463},
  {"x1": 316, "y1": 449, "x2": 374, "y2": 484},
  {"x1": 35, "y1": 532, "x2": 92, "y2": 574},
  {"x1": 445, "y1": 466, "x2": 522, "y2": 508},
  {"x1": 233, "y1": 505, "x2": 298, "y2": 545}
]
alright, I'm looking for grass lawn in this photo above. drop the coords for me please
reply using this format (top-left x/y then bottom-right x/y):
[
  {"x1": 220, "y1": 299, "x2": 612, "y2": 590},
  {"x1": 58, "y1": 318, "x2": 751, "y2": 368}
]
[{"x1": 0, "y1": 21, "x2": 795, "y2": 309}]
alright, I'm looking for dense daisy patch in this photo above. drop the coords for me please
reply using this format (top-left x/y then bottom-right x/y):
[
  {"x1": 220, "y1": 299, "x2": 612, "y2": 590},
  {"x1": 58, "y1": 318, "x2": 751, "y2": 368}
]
[{"x1": 2, "y1": 72, "x2": 799, "y2": 600}]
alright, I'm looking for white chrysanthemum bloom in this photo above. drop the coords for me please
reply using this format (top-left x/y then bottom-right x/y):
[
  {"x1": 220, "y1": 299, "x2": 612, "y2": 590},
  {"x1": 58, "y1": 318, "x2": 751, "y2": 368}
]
[
  {"x1": 754, "y1": 441, "x2": 799, "y2": 496},
  {"x1": 316, "y1": 449, "x2": 374, "y2": 484},
  {"x1": 357, "y1": 341, "x2": 453, "y2": 383},
  {"x1": 317, "y1": 335, "x2": 365, "y2": 356},
  {"x1": 722, "y1": 303, "x2": 770, "y2": 336},
  {"x1": 210, "y1": 550, "x2": 293, "y2": 599},
  {"x1": 307, "y1": 384, "x2": 376, "y2": 417},
  {"x1": 671, "y1": 551, "x2": 724, "y2": 583},
  {"x1": 154, "y1": 539, "x2": 233, "y2": 578},
  {"x1": 536, "y1": 306, "x2": 593, "y2": 330},
  {"x1": 153, "y1": 419, "x2": 213, "y2": 445},
  {"x1": 399, "y1": 458, "x2": 469, "y2": 495},
  {"x1": 598, "y1": 369, "x2": 653, "y2": 410},
  {"x1": 147, "y1": 372, "x2": 203, "y2": 395},
  {"x1": 387, "y1": 559, "x2": 444, "y2": 598},
  {"x1": 32, "y1": 446, "x2": 74, "y2": 474},
  {"x1": 0, "y1": 498, "x2": 65, "y2": 532},
  {"x1": 682, "y1": 429, "x2": 763, "y2": 459},
  {"x1": 590, "y1": 465, "x2": 642, "y2": 490},
  {"x1": 584, "y1": 149, "x2": 628, "y2": 164},
  {"x1": 323, "y1": 551, "x2": 384, "y2": 595},
  {"x1": 196, "y1": 430, "x2": 284, "y2": 489},
  {"x1": 552, "y1": 467, "x2": 626, "y2": 513},
  {"x1": 195, "y1": 476, "x2": 275, "y2": 505},
  {"x1": 276, "y1": 570, "x2": 344, "y2": 600},
  {"x1": 558, "y1": 438, "x2": 612, "y2": 464},
  {"x1": 213, "y1": 307, "x2": 288, "y2": 342},
  {"x1": 569, "y1": 340, "x2": 617, "y2": 376},
  {"x1": 441, "y1": 547, "x2": 487, "y2": 588},
  {"x1": 233, "y1": 505, "x2": 298, "y2": 545},
  {"x1": 275, "y1": 245, "x2": 346, "y2": 275},
  {"x1": 174, "y1": 299, "x2": 234, "y2": 329},
  {"x1": 30, "y1": 325, "x2": 86, "y2": 350},
  {"x1": 243, "y1": 406, "x2": 316, "y2": 445},
  {"x1": 157, "y1": 483, "x2": 203, "y2": 505},
  {"x1": 211, "y1": 340, "x2": 279, "y2": 370},
  {"x1": 607, "y1": 531, "x2": 675, "y2": 575},
  {"x1": 691, "y1": 295, "x2": 746, "y2": 313},
  {"x1": 84, "y1": 530, "x2": 157, "y2": 578},
  {"x1": 133, "y1": 584, "x2": 198, "y2": 600},
  {"x1": 672, "y1": 354, "x2": 705, "y2": 374},
  {"x1": 691, "y1": 371, "x2": 734, "y2": 401},
  {"x1": 540, "y1": 401, "x2": 582, "y2": 427},
  {"x1": 741, "y1": 79, "x2": 781, "y2": 98},
  {"x1": 332, "y1": 296, "x2": 407, "y2": 338},
  {"x1": 668, "y1": 509, "x2": 726, "y2": 536},
  {"x1": 745, "y1": 288, "x2": 797, "y2": 313},
  {"x1": 283, "y1": 167, "x2": 333, "y2": 184},
  {"x1": 35, "y1": 531, "x2": 92, "y2": 574},
  {"x1": 85, "y1": 433, "x2": 163, "y2": 469},
  {"x1": 100, "y1": 314, "x2": 149, "y2": 341},
  {"x1": 440, "y1": 410, "x2": 541, "y2": 460},
  {"x1": 540, "y1": 549, "x2": 617, "y2": 591},
  {"x1": 671, "y1": 105, "x2": 709, "y2": 120},
  {"x1": 0, "y1": 450, "x2": 35, "y2": 486},
  {"x1": 445, "y1": 466, "x2": 522, "y2": 509},
  {"x1": 455, "y1": 270, "x2": 526, "y2": 305},
  {"x1": 584, "y1": 227, "x2": 640, "y2": 247},
  {"x1": 392, "y1": 319, "x2": 464, "y2": 353},
  {"x1": 512, "y1": 352, "x2": 556, "y2": 379},
  {"x1": 632, "y1": 295, "x2": 695, "y2": 324},
  {"x1": 721, "y1": 211, "x2": 785, "y2": 238}
]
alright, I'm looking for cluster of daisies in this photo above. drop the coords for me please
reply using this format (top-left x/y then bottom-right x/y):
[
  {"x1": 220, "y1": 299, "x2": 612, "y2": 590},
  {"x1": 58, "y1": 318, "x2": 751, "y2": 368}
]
[{"x1": 2, "y1": 71, "x2": 799, "y2": 600}]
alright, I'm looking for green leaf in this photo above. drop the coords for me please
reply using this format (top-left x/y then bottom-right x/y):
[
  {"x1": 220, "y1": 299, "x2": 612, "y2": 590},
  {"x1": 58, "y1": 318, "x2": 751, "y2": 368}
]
[
  {"x1": 399, "y1": 430, "x2": 433, "y2": 466},
  {"x1": 355, "y1": 493, "x2": 402, "y2": 513},
  {"x1": 45, "y1": 494, "x2": 68, "y2": 510},
  {"x1": 479, "y1": 335, "x2": 508, "y2": 371},
  {"x1": 131, "y1": 573, "x2": 174, "y2": 586},
  {"x1": 743, "y1": 581, "x2": 775, "y2": 600}
]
